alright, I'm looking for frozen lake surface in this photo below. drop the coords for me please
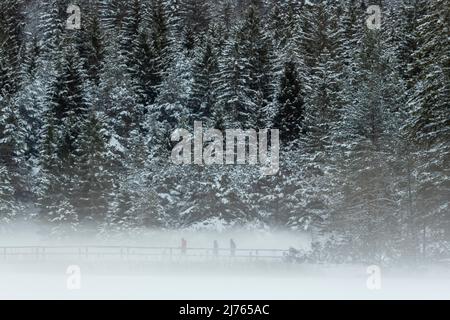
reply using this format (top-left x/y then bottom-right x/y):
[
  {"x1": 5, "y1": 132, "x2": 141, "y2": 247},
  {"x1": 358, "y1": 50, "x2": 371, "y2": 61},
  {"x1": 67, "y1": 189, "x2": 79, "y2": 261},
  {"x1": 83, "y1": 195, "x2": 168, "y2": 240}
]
[
  {"x1": 1, "y1": 262, "x2": 450, "y2": 299},
  {"x1": 1, "y1": 228, "x2": 449, "y2": 299}
]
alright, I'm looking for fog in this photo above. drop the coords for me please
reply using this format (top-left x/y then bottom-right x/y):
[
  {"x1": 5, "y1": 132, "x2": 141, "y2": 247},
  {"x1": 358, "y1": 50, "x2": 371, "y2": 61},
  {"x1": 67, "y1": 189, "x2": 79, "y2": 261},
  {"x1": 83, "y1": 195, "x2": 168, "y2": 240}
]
[
  {"x1": 0, "y1": 223, "x2": 450, "y2": 299},
  {"x1": 0, "y1": 221, "x2": 311, "y2": 248}
]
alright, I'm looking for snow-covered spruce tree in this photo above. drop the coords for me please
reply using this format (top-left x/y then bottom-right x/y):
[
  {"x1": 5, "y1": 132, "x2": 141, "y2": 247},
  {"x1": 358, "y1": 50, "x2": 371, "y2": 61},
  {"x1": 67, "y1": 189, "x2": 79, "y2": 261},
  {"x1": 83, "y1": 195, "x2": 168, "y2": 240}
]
[
  {"x1": 98, "y1": 0, "x2": 125, "y2": 31},
  {"x1": 0, "y1": 162, "x2": 17, "y2": 226},
  {"x1": 36, "y1": 115, "x2": 79, "y2": 235},
  {"x1": 208, "y1": 165, "x2": 258, "y2": 225},
  {"x1": 374, "y1": 4, "x2": 421, "y2": 261},
  {"x1": 140, "y1": 0, "x2": 174, "y2": 149},
  {"x1": 272, "y1": 59, "x2": 305, "y2": 146},
  {"x1": 104, "y1": 0, "x2": 160, "y2": 106},
  {"x1": 214, "y1": 0, "x2": 234, "y2": 35},
  {"x1": 406, "y1": 0, "x2": 450, "y2": 257},
  {"x1": 151, "y1": 0, "x2": 172, "y2": 76},
  {"x1": 188, "y1": 34, "x2": 219, "y2": 125},
  {"x1": 37, "y1": 47, "x2": 89, "y2": 227},
  {"x1": 147, "y1": 44, "x2": 193, "y2": 225},
  {"x1": 215, "y1": 34, "x2": 247, "y2": 128},
  {"x1": 153, "y1": 43, "x2": 192, "y2": 129},
  {"x1": 0, "y1": 0, "x2": 34, "y2": 202},
  {"x1": 179, "y1": 0, "x2": 211, "y2": 52},
  {"x1": 73, "y1": 111, "x2": 112, "y2": 225},
  {"x1": 55, "y1": 50, "x2": 90, "y2": 159},
  {"x1": 16, "y1": 37, "x2": 46, "y2": 163},
  {"x1": 132, "y1": 27, "x2": 160, "y2": 106},
  {"x1": 120, "y1": 0, "x2": 142, "y2": 62},
  {"x1": 273, "y1": 2, "x2": 344, "y2": 233},
  {"x1": 267, "y1": 0, "x2": 299, "y2": 51},
  {"x1": 215, "y1": 5, "x2": 267, "y2": 129},
  {"x1": 98, "y1": 32, "x2": 141, "y2": 165},
  {"x1": 0, "y1": 0, "x2": 24, "y2": 96},
  {"x1": 0, "y1": 94, "x2": 30, "y2": 203},
  {"x1": 236, "y1": 4, "x2": 275, "y2": 128},
  {"x1": 251, "y1": 155, "x2": 305, "y2": 228},
  {"x1": 48, "y1": 198, "x2": 79, "y2": 236},
  {"x1": 105, "y1": 123, "x2": 163, "y2": 231},
  {"x1": 295, "y1": 47, "x2": 341, "y2": 233},
  {"x1": 0, "y1": 0, "x2": 29, "y2": 202},
  {"x1": 337, "y1": 0, "x2": 366, "y2": 90},
  {"x1": 328, "y1": 24, "x2": 403, "y2": 262},
  {"x1": 38, "y1": 0, "x2": 65, "y2": 62},
  {"x1": 155, "y1": 164, "x2": 255, "y2": 228},
  {"x1": 395, "y1": 0, "x2": 427, "y2": 90},
  {"x1": 76, "y1": 3, "x2": 105, "y2": 86}
]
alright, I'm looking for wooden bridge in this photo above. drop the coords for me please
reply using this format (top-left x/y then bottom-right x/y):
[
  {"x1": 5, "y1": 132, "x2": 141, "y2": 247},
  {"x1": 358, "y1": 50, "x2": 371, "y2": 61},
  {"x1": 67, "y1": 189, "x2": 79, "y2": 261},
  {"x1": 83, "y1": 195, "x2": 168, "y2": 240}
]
[{"x1": 0, "y1": 245, "x2": 291, "y2": 263}]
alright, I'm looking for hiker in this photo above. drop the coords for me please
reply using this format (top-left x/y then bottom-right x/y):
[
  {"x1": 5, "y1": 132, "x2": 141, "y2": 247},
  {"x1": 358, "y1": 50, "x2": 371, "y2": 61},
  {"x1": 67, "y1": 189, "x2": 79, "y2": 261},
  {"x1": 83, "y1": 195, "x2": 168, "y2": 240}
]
[
  {"x1": 181, "y1": 238, "x2": 187, "y2": 255},
  {"x1": 213, "y1": 240, "x2": 219, "y2": 256},
  {"x1": 230, "y1": 238, "x2": 236, "y2": 257}
]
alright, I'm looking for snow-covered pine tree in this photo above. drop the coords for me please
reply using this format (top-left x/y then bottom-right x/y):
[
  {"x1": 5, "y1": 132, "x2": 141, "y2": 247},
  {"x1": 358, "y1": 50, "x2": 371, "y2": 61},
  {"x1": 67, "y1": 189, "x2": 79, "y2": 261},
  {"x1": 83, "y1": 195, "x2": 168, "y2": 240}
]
[
  {"x1": 0, "y1": 158, "x2": 17, "y2": 226},
  {"x1": 278, "y1": 2, "x2": 343, "y2": 233},
  {"x1": 37, "y1": 45, "x2": 90, "y2": 226},
  {"x1": 77, "y1": 3, "x2": 105, "y2": 86},
  {"x1": 0, "y1": 95, "x2": 29, "y2": 201},
  {"x1": 74, "y1": 111, "x2": 112, "y2": 225},
  {"x1": 151, "y1": 0, "x2": 171, "y2": 76},
  {"x1": 215, "y1": 34, "x2": 247, "y2": 128},
  {"x1": 14, "y1": 37, "x2": 45, "y2": 192},
  {"x1": 237, "y1": 3, "x2": 274, "y2": 128},
  {"x1": 188, "y1": 34, "x2": 219, "y2": 125},
  {"x1": 179, "y1": 0, "x2": 211, "y2": 52},
  {"x1": 329, "y1": 21, "x2": 402, "y2": 262},
  {"x1": 39, "y1": 0, "x2": 65, "y2": 62},
  {"x1": 120, "y1": 0, "x2": 142, "y2": 74},
  {"x1": 0, "y1": 4, "x2": 29, "y2": 210},
  {"x1": 37, "y1": 110, "x2": 67, "y2": 225},
  {"x1": 132, "y1": 28, "x2": 160, "y2": 106},
  {"x1": 273, "y1": 59, "x2": 305, "y2": 146},
  {"x1": 0, "y1": 0, "x2": 24, "y2": 96},
  {"x1": 98, "y1": 31, "x2": 141, "y2": 166},
  {"x1": 406, "y1": 0, "x2": 450, "y2": 256},
  {"x1": 267, "y1": 0, "x2": 299, "y2": 50}
]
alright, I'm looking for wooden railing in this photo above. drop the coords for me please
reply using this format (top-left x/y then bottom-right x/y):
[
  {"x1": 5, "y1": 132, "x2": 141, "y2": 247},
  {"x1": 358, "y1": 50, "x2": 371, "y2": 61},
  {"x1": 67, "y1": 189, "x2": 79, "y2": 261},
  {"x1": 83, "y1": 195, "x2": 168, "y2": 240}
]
[{"x1": 0, "y1": 246, "x2": 290, "y2": 262}]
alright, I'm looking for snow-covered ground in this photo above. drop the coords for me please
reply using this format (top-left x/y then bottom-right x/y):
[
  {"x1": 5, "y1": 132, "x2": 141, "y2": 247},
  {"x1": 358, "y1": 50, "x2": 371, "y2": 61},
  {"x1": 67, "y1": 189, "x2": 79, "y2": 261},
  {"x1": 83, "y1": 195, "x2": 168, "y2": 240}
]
[
  {"x1": 1, "y1": 261, "x2": 450, "y2": 299},
  {"x1": 1, "y1": 227, "x2": 449, "y2": 300}
]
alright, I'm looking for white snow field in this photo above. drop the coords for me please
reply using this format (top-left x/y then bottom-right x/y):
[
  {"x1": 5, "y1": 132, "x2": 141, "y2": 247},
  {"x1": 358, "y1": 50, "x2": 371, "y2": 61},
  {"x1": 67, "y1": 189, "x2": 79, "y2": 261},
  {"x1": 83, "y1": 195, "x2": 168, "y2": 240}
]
[
  {"x1": 0, "y1": 228, "x2": 449, "y2": 300},
  {"x1": 2, "y1": 262, "x2": 450, "y2": 300}
]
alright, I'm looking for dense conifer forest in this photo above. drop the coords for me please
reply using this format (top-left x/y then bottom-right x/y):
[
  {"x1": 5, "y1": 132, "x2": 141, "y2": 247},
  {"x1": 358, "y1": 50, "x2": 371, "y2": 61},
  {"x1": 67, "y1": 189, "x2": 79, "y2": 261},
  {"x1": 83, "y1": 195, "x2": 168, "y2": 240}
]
[{"x1": 0, "y1": 0, "x2": 448, "y2": 262}]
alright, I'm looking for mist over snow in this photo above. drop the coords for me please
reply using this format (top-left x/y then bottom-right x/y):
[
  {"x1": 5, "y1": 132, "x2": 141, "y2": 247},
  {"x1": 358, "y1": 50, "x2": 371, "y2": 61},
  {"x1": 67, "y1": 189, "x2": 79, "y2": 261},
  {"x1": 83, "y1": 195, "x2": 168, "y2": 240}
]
[
  {"x1": 0, "y1": 0, "x2": 449, "y2": 300},
  {"x1": 0, "y1": 223, "x2": 450, "y2": 299}
]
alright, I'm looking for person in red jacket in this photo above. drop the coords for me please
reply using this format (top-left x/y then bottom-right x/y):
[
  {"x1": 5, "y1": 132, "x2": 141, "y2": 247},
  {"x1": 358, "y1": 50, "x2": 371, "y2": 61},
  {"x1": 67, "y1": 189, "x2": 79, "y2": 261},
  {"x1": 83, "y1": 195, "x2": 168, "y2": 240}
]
[{"x1": 181, "y1": 238, "x2": 187, "y2": 255}]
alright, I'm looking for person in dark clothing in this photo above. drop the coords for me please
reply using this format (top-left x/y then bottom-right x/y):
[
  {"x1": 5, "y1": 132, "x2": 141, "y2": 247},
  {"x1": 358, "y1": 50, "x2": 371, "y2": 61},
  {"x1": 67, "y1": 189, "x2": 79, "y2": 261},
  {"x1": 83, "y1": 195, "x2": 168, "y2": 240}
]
[
  {"x1": 230, "y1": 239, "x2": 236, "y2": 257},
  {"x1": 181, "y1": 238, "x2": 187, "y2": 255},
  {"x1": 213, "y1": 240, "x2": 219, "y2": 256}
]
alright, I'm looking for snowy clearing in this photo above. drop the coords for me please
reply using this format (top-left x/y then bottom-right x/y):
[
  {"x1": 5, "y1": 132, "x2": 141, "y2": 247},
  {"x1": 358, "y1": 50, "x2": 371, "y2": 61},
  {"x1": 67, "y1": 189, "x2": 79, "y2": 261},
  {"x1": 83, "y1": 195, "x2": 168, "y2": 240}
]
[{"x1": 1, "y1": 260, "x2": 450, "y2": 299}]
